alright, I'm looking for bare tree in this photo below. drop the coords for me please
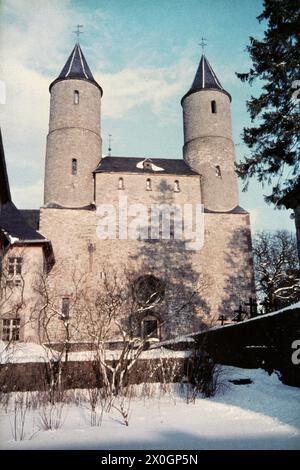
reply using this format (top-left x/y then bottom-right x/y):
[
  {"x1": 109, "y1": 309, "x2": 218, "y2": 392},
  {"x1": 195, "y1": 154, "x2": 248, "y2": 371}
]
[
  {"x1": 73, "y1": 268, "x2": 152, "y2": 401},
  {"x1": 32, "y1": 264, "x2": 86, "y2": 403},
  {"x1": 31, "y1": 261, "x2": 211, "y2": 405},
  {"x1": 253, "y1": 230, "x2": 300, "y2": 311}
]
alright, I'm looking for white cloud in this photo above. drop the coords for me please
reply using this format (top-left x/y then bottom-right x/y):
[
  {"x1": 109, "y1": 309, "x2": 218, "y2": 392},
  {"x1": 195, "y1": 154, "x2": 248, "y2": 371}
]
[
  {"x1": 0, "y1": 0, "x2": 195, "y2": 207},
  {"x1": 0, "y1": 0, "x2": 77, "y2": 206},
  {"x1": 98, "y1": 57, "x2": 194, "y2": 119}
]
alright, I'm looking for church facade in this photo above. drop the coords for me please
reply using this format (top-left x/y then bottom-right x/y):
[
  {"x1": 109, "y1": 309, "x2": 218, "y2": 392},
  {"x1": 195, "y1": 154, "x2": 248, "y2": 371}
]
[{"x1": 0, "y1": 43, "x2": 255, "y2": 346}]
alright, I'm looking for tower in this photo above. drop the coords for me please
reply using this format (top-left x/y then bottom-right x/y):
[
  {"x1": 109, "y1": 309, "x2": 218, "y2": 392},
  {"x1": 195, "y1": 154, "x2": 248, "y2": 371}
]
[
  {"x1": 44, "y1": 43, "x2": 103, "y2": 207},
  {"x1": 181, "y1": 55, "x2": 239, "y2": 211}
]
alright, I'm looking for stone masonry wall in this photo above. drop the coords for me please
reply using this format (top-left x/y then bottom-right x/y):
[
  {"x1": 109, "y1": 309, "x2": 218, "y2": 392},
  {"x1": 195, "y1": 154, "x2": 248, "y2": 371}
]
[
  {"x1": 1, "y1": 245, "x2": 45, "y2": 343},
  {"x1": 44, "y1": 79, "x2": 102, "y2": 207},
  {"x1": 38, "y1": 171, "x2": 255, "y2": 343},
  {"x1": 182, "y1": 89, "x2": 239, "y2": 211}
]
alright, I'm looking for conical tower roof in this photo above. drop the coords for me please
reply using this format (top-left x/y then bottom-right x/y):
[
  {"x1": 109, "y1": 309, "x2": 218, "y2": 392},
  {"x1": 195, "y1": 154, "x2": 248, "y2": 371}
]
[
  {"x1": 49, "y1": 43, "x2": 102, "y2": 94},
  {"x1": 181, "y1": 54, "x2": 231, "y2": 103}
]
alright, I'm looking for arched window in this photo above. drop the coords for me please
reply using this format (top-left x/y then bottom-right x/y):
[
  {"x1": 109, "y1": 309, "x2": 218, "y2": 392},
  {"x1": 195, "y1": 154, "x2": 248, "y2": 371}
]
[
  {"x1": 118, "y1": 177, "x2": 124, "y2": 190},
  {"x1": 74, "y1": 90, "x2": 79, "y2": 105},
  {"x1": 215, "y1": 165, "x2": 222, "y2": 177},
  {"x1": 142, "y1": 315, "x2": 160, "y2": 339},
  {"x1": 146, "y1": 178, "x2": 152, "y2": 191},
  {"x1": 174, "y1": 180, "x2": 180, "y2": 192},
  {"x1": 133, "y1": 275, "x2": 165, "y2": 306},
  {"x1": 211, "y1": 100, "x2": 217, "y2": 114},
  {"x1": 170, "y1": 215, "x2": 175, "y2": 240},
  {"x1": 72, "y1": 158, "x2": 77, "y2": 175}
]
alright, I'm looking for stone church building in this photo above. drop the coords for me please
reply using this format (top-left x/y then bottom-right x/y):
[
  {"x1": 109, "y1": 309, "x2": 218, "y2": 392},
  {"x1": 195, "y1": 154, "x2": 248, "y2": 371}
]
[{"x1": 0, "y1": 42, "x2": 255, "y2": 346}]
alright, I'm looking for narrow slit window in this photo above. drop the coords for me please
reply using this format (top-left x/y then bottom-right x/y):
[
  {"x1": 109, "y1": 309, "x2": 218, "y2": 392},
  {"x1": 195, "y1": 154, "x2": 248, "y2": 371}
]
[
  {"x1": 174, "y1": 180, "x2": 180, "y2": 192},
  {"x1": 146, "y1": 178, "x2": 152, "y2": 191},
  {"x1": 118, "y1": 177, "x2": 124, "y2": 190},
  {"x1": 170, "y1": 216, "x2": 175, "y2": 240},
  {"x1": 72, "y1": 158, "x2": 77, "y2": 175},
  {"x1": 62, "y1": 298, "x2": 70, "y2": 320},
  {"x1": 74, "y1": 90, "x2": 79, "y2": 105},
  {"x1": 215, "y1": 165, "x2": 222, "y2": 177},
  {"x1": 211, "y1": 100, "x2": 217, "y2": 114}
]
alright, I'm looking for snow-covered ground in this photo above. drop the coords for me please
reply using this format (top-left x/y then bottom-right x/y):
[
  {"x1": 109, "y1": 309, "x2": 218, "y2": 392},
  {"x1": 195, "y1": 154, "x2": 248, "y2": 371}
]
[{"x1": 0, "y1": 366, "x2": 299, "y2": 450}]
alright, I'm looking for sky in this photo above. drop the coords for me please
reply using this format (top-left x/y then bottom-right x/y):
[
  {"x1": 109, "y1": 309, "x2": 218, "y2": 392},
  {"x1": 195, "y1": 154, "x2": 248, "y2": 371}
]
[{"x1": 0, "y1": 0, "x2": 295, "y2": 233}]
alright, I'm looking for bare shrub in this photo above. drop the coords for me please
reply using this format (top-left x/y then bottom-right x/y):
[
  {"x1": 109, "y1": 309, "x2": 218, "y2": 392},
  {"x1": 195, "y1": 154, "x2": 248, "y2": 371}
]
[
  {"x1": 138, "y1": 382, "x2": 157, "y2": 401},
  {"x1": 158, "y1": 357, "x2": 182, "y2": 400},
  {"x1": 37, "y1": 401, "x2": 65, "y2": 431},
  {"x1": 36, "y1": 390, "x2": 67, "y2": 431},
  {"x1": 87, "y1": 388, "x2": 103, "y2": 427},
  {"x1": 112, "y1": 397, "x2": 131, "y2": 427},
  {"x1": 186, "y1": 350, "x2": 225, "y2": 402},
  {"x1": 9, "y1": 392, "x2": 32, "y2": 441},
  {"x1": 0, "y1": 391, "x2": 10, "y2": 412}
]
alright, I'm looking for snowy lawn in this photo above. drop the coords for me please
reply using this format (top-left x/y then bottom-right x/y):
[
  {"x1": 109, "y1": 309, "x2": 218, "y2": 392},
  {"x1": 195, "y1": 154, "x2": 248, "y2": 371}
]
[{"x1": 0, "y1": 366, "x2": 299, "y2": 450}]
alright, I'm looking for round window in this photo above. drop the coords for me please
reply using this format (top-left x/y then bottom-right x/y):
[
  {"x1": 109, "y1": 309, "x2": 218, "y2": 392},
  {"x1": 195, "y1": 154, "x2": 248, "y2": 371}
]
[{"x1": 133, "y1": 275, "x2": 165, "y2": 306}]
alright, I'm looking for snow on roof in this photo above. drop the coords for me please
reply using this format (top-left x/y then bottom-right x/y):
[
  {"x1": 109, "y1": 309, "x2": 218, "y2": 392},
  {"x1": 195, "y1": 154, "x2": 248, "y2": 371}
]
[{"x1": 190, "y1": 301, "x2": 300, "y2": 337}]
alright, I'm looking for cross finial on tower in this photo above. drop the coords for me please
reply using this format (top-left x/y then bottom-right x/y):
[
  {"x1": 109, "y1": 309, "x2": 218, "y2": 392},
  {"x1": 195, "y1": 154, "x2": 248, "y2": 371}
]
[
  {"x1": 199, "y1": 37, "x2": 207, "y2": 54},
  {"x1": 73, "y1": 24, "x2": 83, "y2": 42}
]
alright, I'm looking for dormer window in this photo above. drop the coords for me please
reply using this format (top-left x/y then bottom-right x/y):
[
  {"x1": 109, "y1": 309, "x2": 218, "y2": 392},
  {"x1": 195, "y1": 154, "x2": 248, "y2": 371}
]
[
  {"x1": 118, "y1": 177, "x2": 124, "y2": 190},
  {"x1": 136, "y1": 159, "x2": 164, "y2": 172},
  {"x1": 146, "y1": 178, "x2": 152, "y2": 191},
  {"x1": 143, "y1": 160, "x2": 153, "y2": 171},
  {"x1": 211, "y1": 100, "x2": 217, "y2": 114},
  {"x1": 74, "y1": 90, "x2": 79, "y2": 105},
  {"x1": 174, "y1": 180, "x2": 180, "y2": 192},
  {"x1": 215, "y1": 165, "x2": 222, "y2": 177}
]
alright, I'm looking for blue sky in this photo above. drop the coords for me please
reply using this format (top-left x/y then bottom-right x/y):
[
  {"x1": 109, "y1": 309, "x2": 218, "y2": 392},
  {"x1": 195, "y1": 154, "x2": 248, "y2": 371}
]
[{"x1": 0, "y1": 0, "x2": 295, "y2": 232}]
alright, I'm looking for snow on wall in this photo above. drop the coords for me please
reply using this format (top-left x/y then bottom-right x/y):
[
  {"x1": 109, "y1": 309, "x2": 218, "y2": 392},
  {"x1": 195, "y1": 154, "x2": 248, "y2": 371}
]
[{"x1": 0, "y1": 340, "x2": 191, "y2": 365}]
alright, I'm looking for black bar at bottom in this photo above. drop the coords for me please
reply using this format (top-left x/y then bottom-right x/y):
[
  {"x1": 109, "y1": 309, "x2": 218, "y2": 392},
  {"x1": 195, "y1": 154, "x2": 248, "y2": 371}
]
[{"x1": 1, "y1": 450, "x2": 299, "y2": 466}]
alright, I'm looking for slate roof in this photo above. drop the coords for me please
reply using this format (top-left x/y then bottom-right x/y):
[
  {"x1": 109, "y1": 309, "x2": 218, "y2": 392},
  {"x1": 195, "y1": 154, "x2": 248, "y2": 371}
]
[
  {"x1": 0, "y1": 128, "x2": 11, "y2": 205},
  {"x1": 181, "y1": 54, "x2": 231, "y2": 103},
  {"x1": 94, "y1": 156, "x2": 198, "y2": 176},
  {"x1": 20, "y1": 209, "x2": 40, "y2": 231},
  {"x1": 49, "y1": 43, "x2": 102, "y2": 94},
  {"x1": 0, "y1": 203, "x2": 45, "y2": 242}
]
